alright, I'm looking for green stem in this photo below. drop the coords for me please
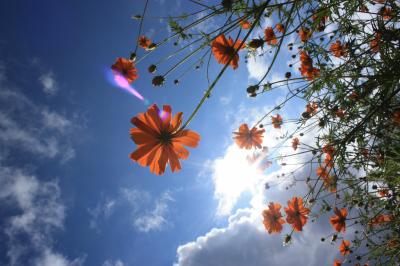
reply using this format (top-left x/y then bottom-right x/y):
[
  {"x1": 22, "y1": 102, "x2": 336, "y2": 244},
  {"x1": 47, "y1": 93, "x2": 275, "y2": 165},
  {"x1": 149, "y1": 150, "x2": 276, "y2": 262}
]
[{"x1": 180, "y1": 1, "x2": 270, "y2": 130}]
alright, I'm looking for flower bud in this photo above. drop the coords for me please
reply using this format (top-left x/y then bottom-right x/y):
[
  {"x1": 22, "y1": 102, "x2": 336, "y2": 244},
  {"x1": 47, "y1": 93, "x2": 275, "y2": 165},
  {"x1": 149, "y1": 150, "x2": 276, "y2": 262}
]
[{"x1": 152, "y1": 76, "x2": 165, "y2": 86}]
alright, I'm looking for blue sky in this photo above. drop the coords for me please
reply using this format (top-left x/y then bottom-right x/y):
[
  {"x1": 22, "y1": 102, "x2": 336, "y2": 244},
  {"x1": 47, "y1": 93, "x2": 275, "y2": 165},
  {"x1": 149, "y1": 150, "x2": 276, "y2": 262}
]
[{"x1": 0, "y1": 1, "x2": 359, "y2": 265}]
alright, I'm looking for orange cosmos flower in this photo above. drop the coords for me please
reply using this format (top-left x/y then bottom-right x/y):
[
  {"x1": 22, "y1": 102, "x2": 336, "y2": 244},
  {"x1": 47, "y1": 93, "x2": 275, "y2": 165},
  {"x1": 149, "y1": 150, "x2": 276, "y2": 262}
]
[
  {"x1": 262, "y1": 202, "x2": 286, "y2": 234},
  {"x1": 264, "y1": 27, "x2": 278, "y2": 45},
  {"x1": 330, "y1": 40, "x2": 347, "y2": 58},
  {"x1": 335, "y1": 109, "x2": 345, "y2": 118},
  {"x1": 339, "y1": 240, "x2": 351, "y2": 256},
  {"x1": 324, "y1": 153, "x2": 334, "y2": 168},
  {"x1": 298, "y1": 27, "x2": 312, "y2": 42},
  {"x1": 284, "y1": 197, "x2": 310, "y2": 232},
  {"x1": 240, "y1": 20, "x2": 251, "y2": 29},
  {"x1": 138, "y1": 35, "x2": 151, "y2": 49},
  {"x1": 392, "y1": 109, "x2": 400, "y2": 125},
  {"x1": 381, "y1": 7, "x2": 393, "y2": 20},
  {"x1": 211, "y1": 34, "x2": 244, "y2": 69},
  {"x1": 349, "y1": 91, "x2": 359, "y2": 101},
  {"x1": 233, "y1": 123, "x2": 265, "y2": 149},
  {"x1": 359, "y1": 5, "x2": 369, "y2": 12},
  {"x1": 292, "y1": 137, "x2": 300, "y2": 151},
  {"x1": 130, "y1": 104, "x2": 200, "y2": 175},
  {"x1": 330, "y1": 207, "x2": 348, "y2": 233},
  {"x1": 378, "y1": 188, "x2": 389, "y2": 197},
  {"x1": 370, "y1": 214, "x2": 393, "y2": 226},
  {"x1": 370, "y1": 33, "x2": 381, "y2": 53},
  {"x1": 306, "y1": 102, "x2": 318, "y2": 115},
  {"x1": 322, "y1": 144, "x2": 335, "y2": 155},
  {"x1": 299, "y1": 51, "x2": 320, "y2": 80},
  {"x1": 316, "y1": 166, "x2": 330, "y2": 179},
  {"x1": 111, "y1": 57, "x2": 139, "y2": 84},
  {"x1": 333, "y1": 259, "x2": 342, "y2": 266},
  {"x1": 276, "y1": 23, "x2": 285, "y2": 33},
  {"x1": 271, "y1": 114, "x2": 283, "y2": 129}
]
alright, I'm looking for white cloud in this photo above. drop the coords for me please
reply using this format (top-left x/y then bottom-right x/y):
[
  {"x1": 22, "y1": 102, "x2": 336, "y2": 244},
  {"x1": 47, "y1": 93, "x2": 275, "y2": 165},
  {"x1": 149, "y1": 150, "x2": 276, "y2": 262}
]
[
  {"x1": 41, "y1": 109, "x2": 72, "y2": 132},
  {"x1": 102, "y1": 259, "x2": 124, "y2": 266},
  {"x1": 174, "y1": 204, "x2": 337, "y2": 266},
  {"x1": 39, "y1": 71, "x2": 58, "y2": 95},
  {"x1": 0, "y1": 164, "x2": 83, "y2": 266},
  {"x1": 133, "y1": 191, "x2": 173, "y2": 232},
  {"x1": 0, "y1": 77, "x2": 80, "y2": 162},
  {"x1": 89, "y1": 188, "x2": 173, "y2": 233},
  {"x1": 0, "y1": 112, "x2": 60, "y2": 158},
  {"x1": 219, "y1": 95, "x2": 232, "y2": 105},
  {"x1": 35, "y1": 249, "x2": 86, "y2": 266}
]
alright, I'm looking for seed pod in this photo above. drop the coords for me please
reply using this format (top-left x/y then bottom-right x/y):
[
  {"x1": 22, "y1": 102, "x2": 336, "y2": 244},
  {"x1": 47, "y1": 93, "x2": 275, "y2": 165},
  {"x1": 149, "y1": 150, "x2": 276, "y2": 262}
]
[
  {"x1": 247, "y1": 39, "x2": 264, "y2": 50},
  {"x1": 129, "y1": 52, "x2": 137, "y2": 62},
  {"x1": 146, "y1": 43, "x2": 157, "y2": 51},
  {"x1": 152, "y1": 76, "x2": 165, "y2": 86},
  {"x1": 148, "y1": 64, "x2": 157, "y2": 73}
]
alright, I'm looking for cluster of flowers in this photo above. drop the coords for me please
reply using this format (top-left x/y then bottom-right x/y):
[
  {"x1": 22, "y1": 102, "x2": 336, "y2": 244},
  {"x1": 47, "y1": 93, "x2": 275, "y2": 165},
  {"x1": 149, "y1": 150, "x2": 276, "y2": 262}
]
[{"x1": 316, "y1": 144, "x2": 337, "y2": 193}]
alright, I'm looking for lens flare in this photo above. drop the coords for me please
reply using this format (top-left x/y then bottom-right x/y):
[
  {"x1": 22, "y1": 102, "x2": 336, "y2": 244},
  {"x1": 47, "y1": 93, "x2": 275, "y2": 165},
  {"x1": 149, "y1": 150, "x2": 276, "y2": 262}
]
[
  {"x1": 106, "y1": 69, "x2": 146, "y2": 102},
  {"x1": 158, "y1": 109, "x2": 169, "y2": 121}
]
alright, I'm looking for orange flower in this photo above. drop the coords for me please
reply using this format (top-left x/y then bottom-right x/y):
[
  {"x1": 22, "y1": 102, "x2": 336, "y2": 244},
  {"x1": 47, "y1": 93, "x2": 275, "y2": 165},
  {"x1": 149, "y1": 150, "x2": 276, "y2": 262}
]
[
  {"x1": 299, "y1": 51, "x2": 320, "y2": 80},
  {"x1": 392, "y1": 109, "x2": 400, "y2": 125},
  {"x1": 333, "y1": 259, "x2": 342, "y2": 266},
  {"x1": 292, "y1": 137, "x2": 300, "y2": 151},
  {"x1": 370, "y1": 33, "x2": 381, "y2": 53},
  {"x1": 378, "y1": 188, "x2": 389, "y2": 197},
  {"x1": 370, "y1": 214, "x2": 393, "y2": 226},
  {"x1": 330, "y1": 40, "x2": 347, "y2": 58},
  {"x1": 359, "y1": 5, "x2": 369, "y2": 12},
  {"x1": 316, "y1": 166, "x2": 330, "y2": 179},
  {"x1": 330, "y1": 207, "x2": 348, "y2": 233},
  {"x1": 211, "y1": 34, "x2": 244, "y2": 69},
  {"x1": 138, "y1": 35, "x2": 151, "y2": 49},
  {"x1": 284, "y1": 197, "x2": 310, "y2": 231},
  {"x1": 276, "y1": 23, "x2": 285, "y2": 33},
  {"x1": 264, "y1": 27, "x2": 278, "y2": 45},
  {"x1": 262, "y1": 202, "x2": 286, "y2": 234},
  {"x1": 111, "y1": 57, "x2": 139, "y2": 84},
  {"x1": 322, "y1": 144, "x2": 335, "y2": 156},
  {"x1": 349, "y1": 91, "x2": 359, "y2": 101},
  {"x1": 312, "y1": 13, "x2": 328, "y2": 32},
  {"x1": 335, "y1": 109, "x2": 345, "y2": 118},
  {"x1": 240, "y1": 20, "x2": 251, "y2": 29},
  {"x1": 233, "y1": 123, "x2": 265, "y2": 149},
  {"x1": 339, "y1": 240, "x2": 351, "y2": 256},
  {"x1": 381, "y1": 7, "x2": 393, "y2": 20},
  {"x1": 271, "y1": 114, "x2": 283, "y2": 129},
  {"x1": 306, "y1": 102, "x2": 318, "y2": 115},
  {"x1": 324, "y1": 153, "x2": 334, "y2": 168},
  {"x1": 130, "y1": 104, "x2": 200, "y2": 175},
  {"x1": 298, "y1": 27, "x2": 312, "y2": 42}
]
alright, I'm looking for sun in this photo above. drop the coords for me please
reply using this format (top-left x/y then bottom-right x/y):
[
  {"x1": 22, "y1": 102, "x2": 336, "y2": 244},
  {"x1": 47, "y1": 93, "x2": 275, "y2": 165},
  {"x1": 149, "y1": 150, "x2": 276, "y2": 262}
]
[{"x1": 212, "y1": 145, "x2": 269, "y2": 215}]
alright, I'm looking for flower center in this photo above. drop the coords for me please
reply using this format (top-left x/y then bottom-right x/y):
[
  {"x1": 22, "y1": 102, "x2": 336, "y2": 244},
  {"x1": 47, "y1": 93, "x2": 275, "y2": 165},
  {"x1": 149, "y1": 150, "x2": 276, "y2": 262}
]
[{"x1": 158, "y1": 131, "x2": 172, "y2": 144}]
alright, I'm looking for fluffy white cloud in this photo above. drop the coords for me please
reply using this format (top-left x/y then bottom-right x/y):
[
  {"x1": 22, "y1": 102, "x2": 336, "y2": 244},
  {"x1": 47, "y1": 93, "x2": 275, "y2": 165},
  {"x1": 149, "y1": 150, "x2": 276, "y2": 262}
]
[
  {"x1": 175, "y1": 205, "x2": 337, "y2": 266},
  {"x1": 102, "y1": 259, "x2": 124, "y2": 266},
  {"x1": 0, "y1": 165, "x2": 84, "y2": 266},
  {"x1": 89, "y1": 189, "x2": 173, "y2": 233},
  {"x1": 0, "y1": 75, "x2": 80, "y2": 162},
  {"x1": 39, "y1": 71, "x2": 58, "y2": 95},
  {"x1": 35, "y1": 249, "x2": 86, "y2": 266},
  {"x1": 133, "y1": 191, "x2": 173, "y2": 232},
  {"x1": 0, "y1": 62, "x2": 85, "y2": 265}
]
